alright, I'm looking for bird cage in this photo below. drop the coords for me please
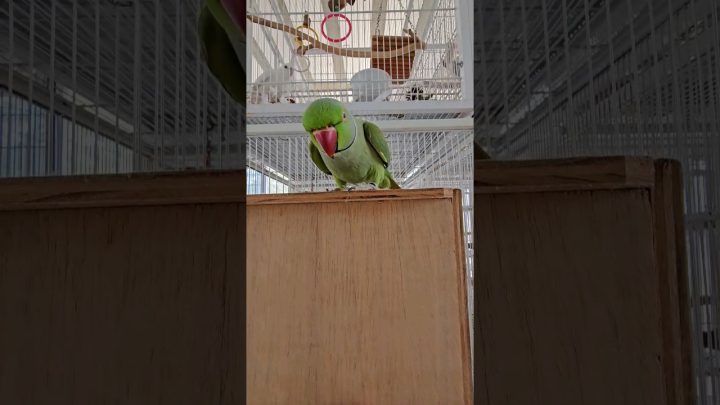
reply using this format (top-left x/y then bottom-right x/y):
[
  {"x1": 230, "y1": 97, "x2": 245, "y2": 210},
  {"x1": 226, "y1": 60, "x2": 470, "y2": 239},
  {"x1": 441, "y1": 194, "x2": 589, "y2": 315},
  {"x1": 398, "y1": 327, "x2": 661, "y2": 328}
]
[
  {"x1": 246, "y1": 0, "x2": 475, "y2": 338},
  {"x1": 475, "y1": 0, "x2": 720, "y2": 403},
  {"x1": 0, "y1": 0, "x2": 244, "y2": 179},
  {"x1": 246, "y1": 0, "x2": 475, "y2": 318},
  {"x1": 371, "y1": 35, "x2": 417, "y2": 82},
  {"x1": 245, "y1": 0, "x2": 472, "y2": 108}
]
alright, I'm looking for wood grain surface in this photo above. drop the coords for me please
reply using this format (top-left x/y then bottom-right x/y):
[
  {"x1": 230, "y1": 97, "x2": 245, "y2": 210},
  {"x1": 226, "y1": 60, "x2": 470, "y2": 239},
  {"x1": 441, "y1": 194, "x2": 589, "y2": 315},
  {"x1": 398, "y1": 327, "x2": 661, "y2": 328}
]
[
  {"x1": 0, "y1": 170, "x2": 246, "y2": 211},
  {"x1": 247, "y1": 189, "x2": 471, "y2": 404},
  {"x1": 473, "y1": 157, "x2": 693, "y2": 405},
  {"x1": 0, "y1": 173, "x2": 246, "y2": 405},
  {"x1": 475, "y1": 156, "x2": 656, "y2": 192}
]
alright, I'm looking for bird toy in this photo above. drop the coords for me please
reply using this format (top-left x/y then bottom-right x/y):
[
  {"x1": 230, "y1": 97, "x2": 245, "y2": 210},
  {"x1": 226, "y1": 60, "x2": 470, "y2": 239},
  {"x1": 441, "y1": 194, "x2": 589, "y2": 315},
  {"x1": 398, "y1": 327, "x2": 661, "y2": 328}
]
[
  {"x1": 294, "y1": 13, "x2": 319, "y2": 48},
  {"x1": 320, "y1": 13, "x2": 352, "y2": 43}
]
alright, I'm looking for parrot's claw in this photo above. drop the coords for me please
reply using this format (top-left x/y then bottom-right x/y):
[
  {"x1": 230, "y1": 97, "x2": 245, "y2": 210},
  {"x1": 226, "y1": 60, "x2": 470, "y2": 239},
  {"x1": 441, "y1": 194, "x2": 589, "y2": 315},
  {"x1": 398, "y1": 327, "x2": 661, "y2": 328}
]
[{"x1": 346, "y1": 186, "x2": 356, "y2": 192}]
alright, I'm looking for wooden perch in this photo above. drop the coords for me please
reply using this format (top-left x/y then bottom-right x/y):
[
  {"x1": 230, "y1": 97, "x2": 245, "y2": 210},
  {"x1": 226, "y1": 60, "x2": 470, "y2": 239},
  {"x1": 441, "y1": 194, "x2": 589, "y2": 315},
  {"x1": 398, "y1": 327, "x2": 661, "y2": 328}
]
[{"x1": 247, "y1": 14, "x2": 426, "y2": 58}]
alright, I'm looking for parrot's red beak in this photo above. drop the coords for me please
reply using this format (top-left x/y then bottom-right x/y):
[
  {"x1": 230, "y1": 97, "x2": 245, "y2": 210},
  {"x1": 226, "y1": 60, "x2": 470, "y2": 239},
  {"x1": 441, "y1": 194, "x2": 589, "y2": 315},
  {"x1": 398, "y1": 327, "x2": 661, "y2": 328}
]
[{"x1": 314, "y1": 127, "x2": 337, "y2": 158}]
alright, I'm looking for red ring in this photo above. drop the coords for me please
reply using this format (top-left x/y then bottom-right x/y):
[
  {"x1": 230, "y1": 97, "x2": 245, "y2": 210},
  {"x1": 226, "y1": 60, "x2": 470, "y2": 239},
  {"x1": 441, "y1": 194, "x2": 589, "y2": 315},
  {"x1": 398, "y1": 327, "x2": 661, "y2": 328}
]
[{"x1": 320, "y1": 13, "x2": 352, "y2": 43}]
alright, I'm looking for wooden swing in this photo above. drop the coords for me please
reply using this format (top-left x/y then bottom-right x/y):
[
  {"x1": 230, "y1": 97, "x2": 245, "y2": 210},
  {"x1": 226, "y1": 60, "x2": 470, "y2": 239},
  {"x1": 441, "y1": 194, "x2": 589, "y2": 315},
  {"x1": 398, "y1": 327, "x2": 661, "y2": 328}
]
[{"x1": 371, "y1": 32, "x2": 418, "y2": 81}]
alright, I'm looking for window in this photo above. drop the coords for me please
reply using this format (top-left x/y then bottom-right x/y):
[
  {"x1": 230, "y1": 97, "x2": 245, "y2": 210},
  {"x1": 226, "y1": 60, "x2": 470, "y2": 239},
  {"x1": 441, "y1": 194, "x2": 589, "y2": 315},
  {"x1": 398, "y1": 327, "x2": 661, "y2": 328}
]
[
  {"x1": 0, "y1": 87, "x2": 134, "y2": 177},
  {"x1": 246, "y1": 167, "x2": 289, "y2": 195}
]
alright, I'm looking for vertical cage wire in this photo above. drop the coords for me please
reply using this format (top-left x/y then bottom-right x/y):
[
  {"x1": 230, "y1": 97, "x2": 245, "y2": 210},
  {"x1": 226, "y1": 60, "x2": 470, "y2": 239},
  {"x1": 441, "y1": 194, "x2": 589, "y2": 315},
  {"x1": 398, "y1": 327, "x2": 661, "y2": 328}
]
[
  {"x1": 476, "y1": 0, "x2": 720, "y2": 402},
  {"x1": 0, "y1": 0, "x2": 245, "y2": 178}
]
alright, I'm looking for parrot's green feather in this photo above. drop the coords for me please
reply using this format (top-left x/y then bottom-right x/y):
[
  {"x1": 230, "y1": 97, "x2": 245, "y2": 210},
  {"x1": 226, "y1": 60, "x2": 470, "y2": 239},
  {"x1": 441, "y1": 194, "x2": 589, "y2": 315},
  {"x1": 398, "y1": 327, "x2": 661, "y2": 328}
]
[
  {"x1": 387, "y1": 176, "x2": 401, "y2": 189},
  {"x1": 362, "y1": 121, "x2": 391, "y2": 167},
  {"x1": 302, "y1": 99, "x2": 343, "y2": 131},
  {"x1": 205, "y1": 0, "x2": 246, "y2": 72},
  {"x1": 198, "y1": 1, "x2": 245, "y2": 103},
  {"x1": 308, "y1": 142, "x2": 332, "y2": 175}
]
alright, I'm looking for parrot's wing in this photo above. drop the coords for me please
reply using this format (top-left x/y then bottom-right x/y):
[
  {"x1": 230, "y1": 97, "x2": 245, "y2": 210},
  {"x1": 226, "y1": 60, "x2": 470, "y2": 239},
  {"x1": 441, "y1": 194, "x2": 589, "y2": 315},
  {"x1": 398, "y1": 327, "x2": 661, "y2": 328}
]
[
  {"x1": 362, "y1": 121, "x2": 391, "y2": 167},
  {"x1": 205, "y1": 0, "x2": 246, "y2": 69},
  {"x1": 198, "y1": 1, "x2": 246, "y2": 103},
  {"x1": 308, "y1": 141, "x2": 332, "y2": 175}
]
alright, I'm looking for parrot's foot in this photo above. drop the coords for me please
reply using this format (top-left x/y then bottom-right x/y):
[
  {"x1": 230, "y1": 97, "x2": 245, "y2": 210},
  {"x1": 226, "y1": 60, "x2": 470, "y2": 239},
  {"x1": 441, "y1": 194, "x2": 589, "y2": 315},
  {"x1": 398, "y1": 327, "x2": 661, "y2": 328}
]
[{"x1": 346, "y1": 186, "x2": 356, "y2": 192}]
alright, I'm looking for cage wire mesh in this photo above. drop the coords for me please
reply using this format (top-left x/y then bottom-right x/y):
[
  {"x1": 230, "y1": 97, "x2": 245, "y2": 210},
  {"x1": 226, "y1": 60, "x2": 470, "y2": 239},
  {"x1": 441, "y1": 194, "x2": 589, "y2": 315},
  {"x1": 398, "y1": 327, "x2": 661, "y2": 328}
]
[
  {"x1": 476, "y1": 0, "x2": 720, "y2": 402},
  {"x1": 246, "y1": 0, "x2": 466, "y2": 104},
  {"x1": 0, "y1": 0, "x2": 245, "y2": 178}
]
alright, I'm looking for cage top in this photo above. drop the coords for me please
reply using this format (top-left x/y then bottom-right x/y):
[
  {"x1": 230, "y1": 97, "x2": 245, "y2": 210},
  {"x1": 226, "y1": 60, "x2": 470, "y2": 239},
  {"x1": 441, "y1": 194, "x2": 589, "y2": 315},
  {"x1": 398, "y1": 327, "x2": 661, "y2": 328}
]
[{"x1": 247, "y1": 0, "x2": 469, "y2": 108}]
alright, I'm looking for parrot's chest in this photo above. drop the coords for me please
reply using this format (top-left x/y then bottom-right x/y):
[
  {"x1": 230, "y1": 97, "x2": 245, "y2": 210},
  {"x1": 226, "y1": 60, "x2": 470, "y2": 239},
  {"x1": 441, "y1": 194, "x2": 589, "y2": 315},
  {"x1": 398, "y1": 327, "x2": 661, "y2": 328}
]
[{"x1": 323, "y1": 143, "x2": 373, "y2": 183}]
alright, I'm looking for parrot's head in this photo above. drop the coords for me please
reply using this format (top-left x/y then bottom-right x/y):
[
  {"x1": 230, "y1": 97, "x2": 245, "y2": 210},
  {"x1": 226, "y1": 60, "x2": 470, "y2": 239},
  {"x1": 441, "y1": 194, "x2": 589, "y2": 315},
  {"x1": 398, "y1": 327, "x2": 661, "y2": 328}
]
[{"x1": 302, "y1": 98, "x2": 355, "y2": 158}]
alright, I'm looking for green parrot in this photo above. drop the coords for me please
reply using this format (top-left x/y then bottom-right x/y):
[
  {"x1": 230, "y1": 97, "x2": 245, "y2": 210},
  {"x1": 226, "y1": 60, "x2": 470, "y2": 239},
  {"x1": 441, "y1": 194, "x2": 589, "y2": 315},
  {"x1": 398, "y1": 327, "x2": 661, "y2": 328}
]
[
  {"x1": 197, "y1": 0, "x2": 246, "y2": 104},
  {"x1": 302, "y1": 98, "x2": 401, "y2": 191}
]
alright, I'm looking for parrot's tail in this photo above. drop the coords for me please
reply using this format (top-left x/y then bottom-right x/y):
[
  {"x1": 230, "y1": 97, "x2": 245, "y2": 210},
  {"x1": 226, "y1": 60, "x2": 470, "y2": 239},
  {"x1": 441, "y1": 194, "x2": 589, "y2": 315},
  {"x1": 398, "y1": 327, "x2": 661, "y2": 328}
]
[{"x1": 388, "y1": 176, "x2": 401, "y2": 189}]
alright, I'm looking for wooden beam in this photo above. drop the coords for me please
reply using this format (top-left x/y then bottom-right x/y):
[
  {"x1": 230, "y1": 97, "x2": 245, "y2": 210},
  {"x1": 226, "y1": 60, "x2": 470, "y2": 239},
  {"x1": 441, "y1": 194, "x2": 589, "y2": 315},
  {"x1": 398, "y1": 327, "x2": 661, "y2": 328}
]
[{"x1": 0, "y1": 169, "x2": 247, "y2": 211}]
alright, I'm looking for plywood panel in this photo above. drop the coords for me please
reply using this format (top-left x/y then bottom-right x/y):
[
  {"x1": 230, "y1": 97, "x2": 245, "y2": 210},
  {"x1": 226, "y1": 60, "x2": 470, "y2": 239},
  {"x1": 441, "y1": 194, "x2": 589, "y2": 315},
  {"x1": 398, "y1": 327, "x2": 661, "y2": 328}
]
[
  {"x1": 473, "y1": 157, "x2": 692, "y2": 405},
  {"x1": 474, "y1": 190, "x2": 662, "y2": 405},
  {"x1": 0, "y1": 171, "x2": 246, "y2": 405},
  {"x1": 247, "y1": 189, "x2": 471, "y2": 405}
]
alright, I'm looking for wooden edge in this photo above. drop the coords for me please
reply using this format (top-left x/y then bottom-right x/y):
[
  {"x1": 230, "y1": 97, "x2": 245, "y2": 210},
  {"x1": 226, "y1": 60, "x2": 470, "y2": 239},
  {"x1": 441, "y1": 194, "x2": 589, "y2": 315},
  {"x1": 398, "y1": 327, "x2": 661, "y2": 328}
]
[
  {"x1": 474, "y1": 156, "x2": 656, "y2": 192},
  {"x1": 473, "y1": 182, "x2": 656, "y2": 195},
  {"x1": 247, "y1": 188, "x2": 456, "y2": 205},
  {"x1": 668, "y1": 161, "x2": 694, "y2": 405},
  {"x1": 0, "y1": 170, "x2": 247, "y2": 211},
  {"x1": 449, "y1": 188, "x2": 472, "y2": 405},
  {"x1": 672, "y1": 168, "x2": 695, "y2": 405},
  {"x1": 653, "y1": 159, "x2": 694, "y2": 405}
]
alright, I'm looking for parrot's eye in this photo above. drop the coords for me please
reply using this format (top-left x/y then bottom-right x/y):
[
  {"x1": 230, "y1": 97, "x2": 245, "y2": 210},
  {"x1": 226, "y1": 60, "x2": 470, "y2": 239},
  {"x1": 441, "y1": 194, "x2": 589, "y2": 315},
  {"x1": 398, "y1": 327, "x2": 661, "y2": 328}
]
[{"x1": 342, "y1": 112, "x2": 347, "y2": 120}]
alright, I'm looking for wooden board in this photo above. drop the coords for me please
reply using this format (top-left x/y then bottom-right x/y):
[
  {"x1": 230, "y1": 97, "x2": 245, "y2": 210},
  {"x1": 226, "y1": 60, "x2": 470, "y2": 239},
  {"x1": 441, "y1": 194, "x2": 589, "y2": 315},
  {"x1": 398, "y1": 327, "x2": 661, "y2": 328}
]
[
  {"x1": 473, "y1": 157, "x2": 693, "y2": 405},
  {"x1": 247, "y1": 188, "x2": 471, "y2": 404},
  {"x1": 0, "y1": 170, "x2": 246, "y2": 404}
]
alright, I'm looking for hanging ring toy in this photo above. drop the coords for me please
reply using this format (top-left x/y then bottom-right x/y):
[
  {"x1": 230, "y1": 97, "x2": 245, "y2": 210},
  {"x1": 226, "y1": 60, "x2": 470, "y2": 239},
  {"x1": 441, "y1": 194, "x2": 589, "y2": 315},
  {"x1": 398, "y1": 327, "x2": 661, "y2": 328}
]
[
  {"x1": 320, "y1": 13, "x2": 352, "y2": 43},
  {"x1": 294, "y1": 25, "x2": 319, "y2": 48}
]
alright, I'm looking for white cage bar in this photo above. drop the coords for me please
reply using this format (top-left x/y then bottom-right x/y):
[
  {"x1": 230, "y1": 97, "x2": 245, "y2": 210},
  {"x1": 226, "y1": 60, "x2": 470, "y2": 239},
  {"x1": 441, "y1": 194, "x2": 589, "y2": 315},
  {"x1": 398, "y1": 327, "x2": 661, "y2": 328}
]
[{"x1": 0, "y1": 0, "x2": 245, "y2": 178}]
